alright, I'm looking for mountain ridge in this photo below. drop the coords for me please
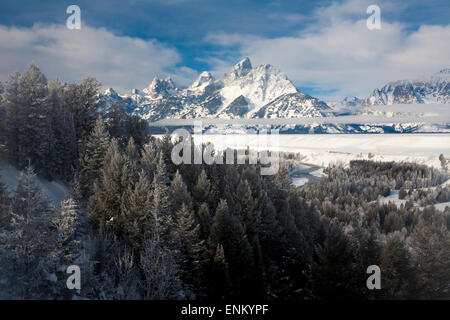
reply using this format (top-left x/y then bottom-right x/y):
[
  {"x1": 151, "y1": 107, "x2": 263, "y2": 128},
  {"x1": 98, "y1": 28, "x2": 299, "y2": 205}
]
[
  {"x1": 99, "y1": 61, "x2": 450, "y2": 133},
  {"x1": 361, "y1": 69, "x2": 450, "y2": 112},
  {"x1": 100, "y1": 57, "x2": 330, "y2": 122}
]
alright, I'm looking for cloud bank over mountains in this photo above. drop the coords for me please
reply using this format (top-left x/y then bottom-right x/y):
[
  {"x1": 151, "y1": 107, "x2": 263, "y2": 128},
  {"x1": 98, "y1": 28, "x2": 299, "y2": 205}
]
[
  {"x1": 0, "y1": 24, "x2": 196, "y2": 92},
  {"x1": 205, "y1": 0, "x2": 450, "y2": 100},
  {"x1": 0, "y1": 0, "x2": 448, "y2": 100}
]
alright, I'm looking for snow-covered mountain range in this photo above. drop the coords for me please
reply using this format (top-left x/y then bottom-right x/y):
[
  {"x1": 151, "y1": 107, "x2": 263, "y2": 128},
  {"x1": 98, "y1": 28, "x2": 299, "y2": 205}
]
[
  {"x1": 100, "y1": 57, "x2": 332, "y2": 122},
  {"x1": 100, "y1": 59, "x2": 449, "y2": 133},
  {"x1": 361, "y1": 69, "x2": 450, "y2": 113}
]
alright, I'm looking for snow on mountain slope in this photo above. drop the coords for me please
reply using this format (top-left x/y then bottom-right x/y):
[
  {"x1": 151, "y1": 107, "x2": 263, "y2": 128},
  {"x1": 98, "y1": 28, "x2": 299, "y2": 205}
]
[
  {"x1": 361, "y1": 69, "x2": 450, "y2": 112},
  {"x1": 218, "y1": 95, "x2": 250, "y2": 118},
  {"x1": 187, "y1": 71, "x2": 217, "y2": 97},
  {"x1": 253, "y1": 92, "x2": 331, "y2": 119},
  {"x1": 100, "y1": 57, "x2": 328, "y2": 121},
  {"x1": 142, "y1": 77, "x2": 179, "y2": 99},
  {"x1": 328, "y1": 97, "x2": 363, "y2": 115},
  {"x1": 217, "y1": 59, "x2": 299, "y2": 117},
  {"x1": 99, "y1": 60, "x2": 450, "y2": 133},
  {"x1": 222, "y1": 57, "x2": 253, "y2": 84},
  {"x1": 0, "y1": 162, "x2": 69, "y2": 206}
]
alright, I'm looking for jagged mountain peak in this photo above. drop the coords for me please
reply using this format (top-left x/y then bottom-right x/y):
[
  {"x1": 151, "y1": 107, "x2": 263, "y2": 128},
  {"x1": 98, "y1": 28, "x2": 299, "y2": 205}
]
[
  {"x1": 235, "y1": 57, "x2": 252, "y2": 72},
  {"x1": 251, "y1": 64, "x2": 293, "y2": 83},
  {"x1": 190, "y1": 71, "x2": 214, "y2": 89},
  {"x1": 142, "y1": 76, "x2": 178, "y2": 99},
  {"x1": 223, "y1": 57, "x2": 253, "y2": 82},
  {"x1": 104, "y1": 87, "x2": 119, "y2": 98},
  {"x1": 218, "y1": 60, "x2": 299, "y2": 115}
]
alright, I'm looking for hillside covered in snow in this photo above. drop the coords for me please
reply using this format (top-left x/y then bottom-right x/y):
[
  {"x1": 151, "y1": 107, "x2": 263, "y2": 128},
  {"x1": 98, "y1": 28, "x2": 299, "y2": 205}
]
[{"x1": 0, "y1": 162, "x2": 69, "y2": 206}]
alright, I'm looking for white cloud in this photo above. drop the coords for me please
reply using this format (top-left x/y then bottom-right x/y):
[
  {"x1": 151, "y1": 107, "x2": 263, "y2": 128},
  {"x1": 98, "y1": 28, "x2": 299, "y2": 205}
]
[
  {"x1": 204, "y1": 32, "x2": 262, "y2": 47},
  {"x1": 267, "y1": 13, "x2": 307, "y2": 23},
  {"x1": 204, "y1": 0, "x2": 450, "y2": 100},
  {"x1": 0, "y1": 24, "x2": 196, "y2": 93}
]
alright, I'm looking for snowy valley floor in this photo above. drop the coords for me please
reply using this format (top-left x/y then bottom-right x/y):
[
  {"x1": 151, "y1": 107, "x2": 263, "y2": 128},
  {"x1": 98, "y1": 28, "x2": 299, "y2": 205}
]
[
  {"x1": 2, "y1": 133, "x2": 449, "y2": 206},
  {"x1": 187, "y1": 133, "x2": 450, "y2": 169}
]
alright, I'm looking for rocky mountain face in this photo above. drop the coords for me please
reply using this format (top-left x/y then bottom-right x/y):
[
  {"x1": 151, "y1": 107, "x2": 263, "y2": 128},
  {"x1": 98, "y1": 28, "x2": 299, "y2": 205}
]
[
  {"x1": 254, "y1": 92, "x2": 332, "y2": 119},
  {"x1": 100, "y1": 57, "x2": 331, "y2": 122},
  {"x1": 361, "y1": 69, "x2": 450, "y2": 113}
]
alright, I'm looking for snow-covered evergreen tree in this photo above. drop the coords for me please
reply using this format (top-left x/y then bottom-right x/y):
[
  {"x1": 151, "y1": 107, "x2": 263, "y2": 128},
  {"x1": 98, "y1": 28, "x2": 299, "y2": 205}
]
[
  {"x1": 5, "y1": 166, "x2": 58, "y2": 298},
  {"x1": 4, "y1": 72, "x2": 23, "y2": 165},
  {"x1": 56, "y1": 198, "x2": 81, "y2": 253},
  {"x1": 150, "y1": 152, "x2": 172, "y2": 243},
  {"x1": 170, "y1": 170, "x2": 193, "y2": 213},
  {"x1": 88, "y1": 138, "x2": 132, "y2": 234},
  {"x1": 235, "y1": 179, "x2": 259, "y2": 235},
  {"x1": 176, "y1": 203, "x2": 205, "y2": 295},
  {"x1": 140, "y1": 235, "x2": 183, "y2": 300},
  {"x1": 196, "y1": 202, "x2": 211, "y2": 240},
  {"x1": 141, "y1": 138, "x2": 158, "y2": 182},
  {"x1": 120, "y1": 171, "x2": 152, "y2": 250},
  {"x1": 208, "y1": 199, "x2": 254, "y2": 298},
  {"x1": 79, "y1": 117, "x2": 110, "y2": 196},
  {"x1": 61, "y1": 77, "x2": 103, "y2": 150},
  {"x1": 48, "y1": 80, "x2": 77, "y2": 180},
  {"x1": 19, "y1": 64, "x2": 54, "y2": 178},
  {"x1": 193, "y1": 169, "x2": 211, "y2": 203}
]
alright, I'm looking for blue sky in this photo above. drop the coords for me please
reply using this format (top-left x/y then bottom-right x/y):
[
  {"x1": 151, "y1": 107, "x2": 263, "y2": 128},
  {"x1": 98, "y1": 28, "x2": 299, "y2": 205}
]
[{"x1": 0, "y1": 0, "x2": 449, "y2": 100}]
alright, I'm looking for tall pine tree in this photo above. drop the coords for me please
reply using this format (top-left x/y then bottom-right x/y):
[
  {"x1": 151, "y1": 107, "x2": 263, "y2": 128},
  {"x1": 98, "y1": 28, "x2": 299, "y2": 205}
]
[
  {"x1": 120, "y1": 171, "x2": 152, "y2": 250},
  {"x1": 170, "y1": 170, "x2": 193, "y2": 213},
  {"x1": 150, "y1": 152, "x2": 175, "y2": 247},
  {"x1": 176, "y1": 203, "x2": 206, "y2": 296},
  {"x1": 80, "y1": 117, "x2": 110, "y2": 197},
  {"x1": 88, "y1": 138, "x2": 133, "y2": 235},
  {"x1": 208, "y1": 199, "x2": 254, "y2": 298}
]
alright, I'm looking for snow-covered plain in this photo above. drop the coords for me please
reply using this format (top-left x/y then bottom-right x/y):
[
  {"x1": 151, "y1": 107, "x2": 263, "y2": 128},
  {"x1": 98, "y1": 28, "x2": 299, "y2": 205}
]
[{"x1": 187, "y1": 133, "x2": 450, "y2": 169}]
